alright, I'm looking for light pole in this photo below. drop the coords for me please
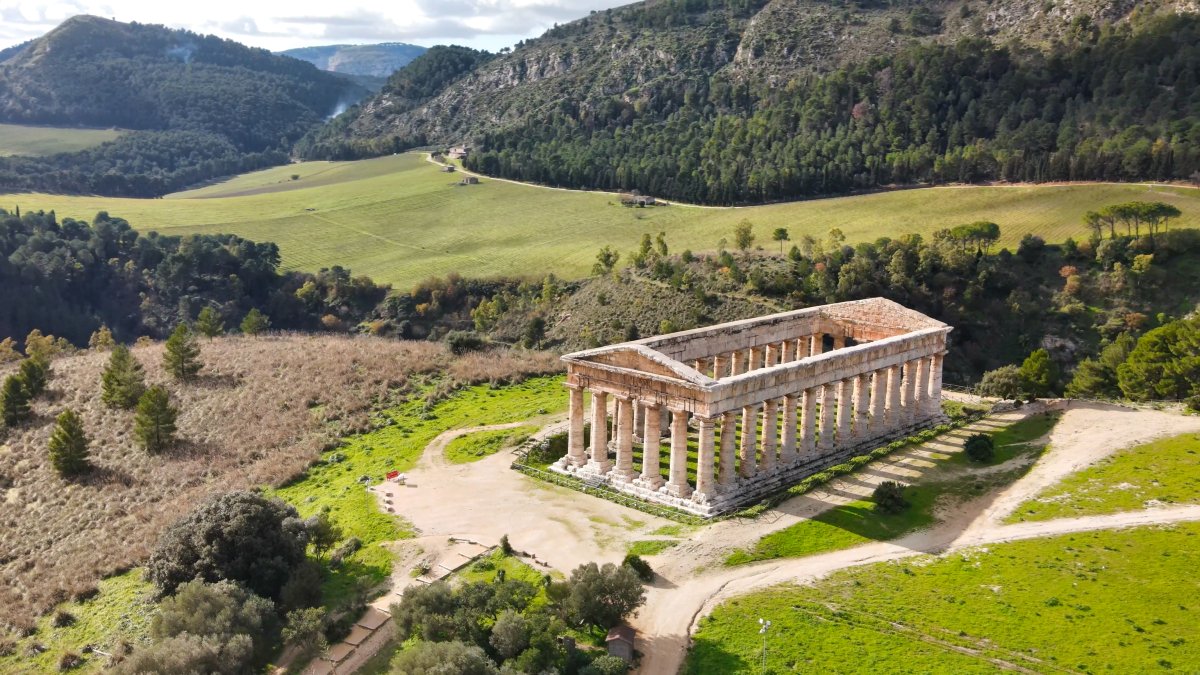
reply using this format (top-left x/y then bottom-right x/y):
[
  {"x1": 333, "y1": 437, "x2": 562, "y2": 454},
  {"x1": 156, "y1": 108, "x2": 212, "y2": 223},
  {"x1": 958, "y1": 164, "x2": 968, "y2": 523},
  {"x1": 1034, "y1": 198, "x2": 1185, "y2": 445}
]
[{"x1": 758, "y1": 617, "x2": 771, "y2": 673}]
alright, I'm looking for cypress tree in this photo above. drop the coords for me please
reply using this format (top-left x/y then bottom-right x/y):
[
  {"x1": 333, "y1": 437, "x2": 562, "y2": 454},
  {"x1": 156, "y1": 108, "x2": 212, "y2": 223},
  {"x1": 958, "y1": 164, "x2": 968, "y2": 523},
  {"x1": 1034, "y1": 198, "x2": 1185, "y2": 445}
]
[
  {"x1": 17, "y1": 357, "x2": 48, "y2": 398},
  {"x1": 1, "y1": 374, "x2": 30, "y2": 427},
  {"x1": 135, "y1": 386, "x2": 178, "y2": 455},
  {"x1": 48, "y1": 409, "x2": 91, "y2": 477},
  {"x1": 101, "y1": 345, "x2": 146, "y2": 409},
  {"x1": 240, "y1": 308, "x2": 270, "y2": 336},
  {"x1": 195, "y1": 306, "x2": 225, "y2": 339},
  {"x1": 163, "y1": 324, "x2": 202, "y2": 382}
]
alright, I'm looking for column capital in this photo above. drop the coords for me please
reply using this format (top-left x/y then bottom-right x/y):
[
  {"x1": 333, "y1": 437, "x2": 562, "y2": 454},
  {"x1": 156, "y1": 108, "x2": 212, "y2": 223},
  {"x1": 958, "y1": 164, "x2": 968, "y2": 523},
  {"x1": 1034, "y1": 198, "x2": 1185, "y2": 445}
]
[{"x1": 565, "y1": 381, "x2": 583, "y2": 390}]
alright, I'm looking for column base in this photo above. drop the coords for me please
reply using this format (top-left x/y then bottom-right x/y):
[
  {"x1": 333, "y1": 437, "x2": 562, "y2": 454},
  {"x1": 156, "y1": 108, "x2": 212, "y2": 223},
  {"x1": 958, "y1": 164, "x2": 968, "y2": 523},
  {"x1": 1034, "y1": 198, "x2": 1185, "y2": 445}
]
[
  {"x1": 662, "y1": 482, "x2": 693, "y2": 499},
  {"x1": 610, "y1": 468, "x2": 636, "y2": 483},
  {"x1": 632, "y1": 475, "x2": 664, "y2": 491},
  {"x1": 580, "y1": 460, "x2": 612, "y2": 476}
]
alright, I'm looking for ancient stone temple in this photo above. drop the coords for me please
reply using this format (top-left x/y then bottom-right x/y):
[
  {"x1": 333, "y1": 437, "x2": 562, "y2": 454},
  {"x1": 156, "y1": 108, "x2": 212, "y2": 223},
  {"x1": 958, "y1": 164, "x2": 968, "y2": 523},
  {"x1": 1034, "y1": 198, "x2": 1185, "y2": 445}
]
[{"x1": 552, "y1": 298, "x2": 951, "y2": 516}]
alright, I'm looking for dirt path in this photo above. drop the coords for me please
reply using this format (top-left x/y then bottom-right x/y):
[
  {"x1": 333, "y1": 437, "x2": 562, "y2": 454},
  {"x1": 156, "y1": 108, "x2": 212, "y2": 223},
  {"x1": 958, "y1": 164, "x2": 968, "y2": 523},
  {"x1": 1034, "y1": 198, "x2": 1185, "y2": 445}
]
[
  {"x1": 632, "y1": 403, "x2": 1200, "y2": 675},
  {"x1": 362, "y1": 403, "x2": 1200, "y2": 675}
]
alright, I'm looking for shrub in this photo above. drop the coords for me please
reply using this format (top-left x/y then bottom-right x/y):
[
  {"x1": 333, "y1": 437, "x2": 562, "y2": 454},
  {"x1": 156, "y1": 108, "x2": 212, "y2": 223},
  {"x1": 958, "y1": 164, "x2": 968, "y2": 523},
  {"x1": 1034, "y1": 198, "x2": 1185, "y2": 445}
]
[
  {"x1": 150, "y1": 580, "x2": 279, "y2": 670},
  {"x1": 564, "y1": 562, "x2": 646, "y2": 630},
  {"x1": 977, "y1": 364, "x2": 1022, "y2": 399},
  {"x1": 500, "y1": 534, "x2": 513, "y2": 556},
  {"x1": 964, "y1": 433, "x2": 995, "y2": 462},
  {"x1": 52, "y1": 611, "x2": 75, "y2": 628},
  {"x1": 872, "y1": 481, "x2": 909, "y2": 514},
  {"x1": 48, "y1": 410, "x2": 91, "y2": 478},
  {"x1": 282, "y1": 607, "x2": 327, "y2": 662},
  {"x1": 57, "y1": 652, "x2": 83, "y2": 671},
  {"x1": 162, "y1": 323, "x2": 202, "y2": 381},
  {"x1": 583, "y1": 654, "x2": 630, "y2": 675},
  {"x1": 446, "y1": 330, "x2": 488, "y2": 355},
  {"x1": 279, "y1": 561, "x2": 324, "y2": 612},
  {"x1": 146, "y1": 491, "x2": 306, "y2": 599},
  {"x1": 622, "y1": 554, "x2": 654, "y2": 582},
  {"x1": 328, "y1": 536, "x2": 362, "y2": 569},
  {"x1": 134, "y1": 386, "x2": 178, "y2": 454},
  {"x1": 1187, "y1": 396, "x2": 1200, "y2": 414},
  {"x1": 1, "y1": 374, "x2": 31, "y2": 427},
  {"x1": 100, "y1": 345, "x2": 146, "y2": 409},
  {"x1": 389, "y1": 640, "x2": 498, "y2": 674},
  {"x1": 18, "y1": 357, "x2": 48, "y2": 398}
]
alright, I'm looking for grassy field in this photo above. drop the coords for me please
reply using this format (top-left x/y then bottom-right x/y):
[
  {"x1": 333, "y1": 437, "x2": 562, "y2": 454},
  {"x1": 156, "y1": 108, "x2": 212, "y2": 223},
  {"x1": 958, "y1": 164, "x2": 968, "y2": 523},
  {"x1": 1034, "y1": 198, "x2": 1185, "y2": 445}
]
[
  {"x1": 0, "y1": 123, "x2": 123, "y2": 156},
  {"x1": 948, "y1": 411, "x2": 1060, "y2": 466},
  {"x1": 3, "y1": 153, "x2": 1198, "y2": 289},
  {"x1": 689, "y1": 523, "x2": 1200, "y2": 674},
  {"x1": 1008, "y1": 432, "x2": 1200, "y2": 523},
  {"x1": 445, "y1": 425, "x2": 540, "y2": 464}
]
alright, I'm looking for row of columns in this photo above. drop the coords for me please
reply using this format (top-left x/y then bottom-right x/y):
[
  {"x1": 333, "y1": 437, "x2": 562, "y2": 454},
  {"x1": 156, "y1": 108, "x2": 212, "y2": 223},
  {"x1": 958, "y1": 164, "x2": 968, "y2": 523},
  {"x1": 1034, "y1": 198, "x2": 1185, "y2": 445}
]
[
  {"x1": 564, "y1": 352, "x2": 944, "y2": 502},
  {"x1": 693, "y1": 332, "x2": 850, "y2": 380}
]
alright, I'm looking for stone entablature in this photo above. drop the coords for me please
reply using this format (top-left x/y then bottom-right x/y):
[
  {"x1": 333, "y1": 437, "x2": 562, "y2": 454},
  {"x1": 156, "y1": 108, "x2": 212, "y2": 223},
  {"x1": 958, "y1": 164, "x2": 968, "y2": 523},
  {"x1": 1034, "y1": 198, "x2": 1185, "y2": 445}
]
[{"x1": 551, "y1": 298, "x2": 952, "y2": 516}]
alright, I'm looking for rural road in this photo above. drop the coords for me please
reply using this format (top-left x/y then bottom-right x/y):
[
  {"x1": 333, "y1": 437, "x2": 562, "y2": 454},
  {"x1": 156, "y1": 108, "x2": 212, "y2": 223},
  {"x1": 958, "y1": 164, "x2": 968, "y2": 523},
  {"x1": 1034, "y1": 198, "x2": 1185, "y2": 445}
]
[{"x1": 370, "y1": 402, "x2": 1200, "y2": 675}]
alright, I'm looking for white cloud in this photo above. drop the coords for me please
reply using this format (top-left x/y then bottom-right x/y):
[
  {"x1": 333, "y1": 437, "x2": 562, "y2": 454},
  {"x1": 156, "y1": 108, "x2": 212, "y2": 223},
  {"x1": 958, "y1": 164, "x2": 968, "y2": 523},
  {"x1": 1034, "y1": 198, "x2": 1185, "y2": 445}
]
[{"x1": 0, "y1": 0, "x2": 632, "y2": 51}]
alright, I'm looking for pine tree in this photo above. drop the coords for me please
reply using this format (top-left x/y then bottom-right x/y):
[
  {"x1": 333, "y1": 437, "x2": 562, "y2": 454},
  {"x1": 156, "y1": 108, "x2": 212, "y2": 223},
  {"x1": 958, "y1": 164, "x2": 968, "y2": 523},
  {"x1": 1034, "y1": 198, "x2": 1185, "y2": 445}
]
[
  {"x1": 1, "y1": 374, "x2": 31, "y2": 427},
  {"x1": 88, "y1": 325, "x2": 115, "y2": 350},
  {"x1": 195, "y1": 307, "x2": 225, "y2": 339},
  {"x1": 163, "y1": 324, "x2": 202, "y2": 382},
  {"x1": 240, "y1": 308, "x2": 270, "y2": 336},
  {"x1": 101, "y1": 345, "x2": 146, "y2": 409},
  {"x1": 135, "y1": 386, "x2": 178, "y2": 455},
  {"x1": 17, "y1": 357, "x2": 48, "y2": 398},
  {"x1": 48, "y1": 409, "x2": 90, "y2": 477}
]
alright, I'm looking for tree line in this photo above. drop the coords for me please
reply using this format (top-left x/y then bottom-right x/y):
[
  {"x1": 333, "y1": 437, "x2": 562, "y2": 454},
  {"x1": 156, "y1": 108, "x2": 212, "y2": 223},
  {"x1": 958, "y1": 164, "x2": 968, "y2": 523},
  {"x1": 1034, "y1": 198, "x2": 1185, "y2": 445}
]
[{"x1": 0, "y1": 208, "x2": 387, "y2": 346}]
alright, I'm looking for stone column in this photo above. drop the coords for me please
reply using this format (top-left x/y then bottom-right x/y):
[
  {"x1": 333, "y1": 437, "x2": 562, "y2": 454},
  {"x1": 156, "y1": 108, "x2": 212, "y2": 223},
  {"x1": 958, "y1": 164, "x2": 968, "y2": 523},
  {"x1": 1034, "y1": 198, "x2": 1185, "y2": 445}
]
[
  {"x1": 853, "y1": 373, "x2": 871, "y2": 440},
  {"x1": 811, "y1": 334, "x2": 824, "y2": 355},
  {"x1": 817, "y1": 384, "x2": 836, "y2": 452},
  {"x1": 637, "y1": 404, "x2": 664, "y2": 489},
  {"x1": 613, "y1": 396, "x2": 635, "y2": 481},
  {"x1": 835, "y1": 378, "x2": 853, "y2": 443},
  {"x1": 832, "y1": 335, "x2": 846, "y2": 350},
  {"x1": 870, "y1": 368, "x2": 888, "y2": 436},
  {"x1": 884, "y1": 364, "x2": 902, "y2": 432},
  {"x1": 800, "y1": 387, "x2": 817, "y2": 457},
  {"x1": 781, "y1": 340, "x2": 795, "y2": 363},
  {"x1": 747, "y1": 347, "x2": 762, "y2": 371},
  {"x1": 729, "y1": 350, "x2": 741, "y2": 376},
  {"x1": 666, "y1": 409, "x2": 692, "y2": 498},
  {"x1": 695, "y1": 358, "x2": 710, "y2": 377},
  {"x1": 694, "y1": 416, "x2": 716, "y2": 501},
  {"x1": 916, "y1": 356, "x2": 932, "y2": 420},
  {"x1": 589, "y1": 390, "x2": 611, "y2": 473},
  {"x1": 796, "y1": 337, "x2": 810, "y2": 358},
  {"x1": 763, "y1": 343, "x2": 777, "y2": 367},
  {"x1": 925, "y1": 353, "x2": 945, "y2": 417},
  {"x1": 566, "y1": 384, "x2": 587, "y2": 467},
  {"x1": 633, "y1": 401, "x2": 645, "y2": 442},
  {"x1": 780, "y1": 393, "x2": 798, "y2": 464},
  {"x1": 760, "y1": 399, "x2": 778, "y2": 473},
  {"x1": 713, "y1": 354, "x2": 726, "y2": 379},
  {"x1": 901, "y1": 359, "x2": 919, "y2": 427},
  {"x1": 739, "y1": 404, "x2": 759, "y2": 477},
  {"x1": 718, "y1": 411, "x2": 737, "y2": 488}
]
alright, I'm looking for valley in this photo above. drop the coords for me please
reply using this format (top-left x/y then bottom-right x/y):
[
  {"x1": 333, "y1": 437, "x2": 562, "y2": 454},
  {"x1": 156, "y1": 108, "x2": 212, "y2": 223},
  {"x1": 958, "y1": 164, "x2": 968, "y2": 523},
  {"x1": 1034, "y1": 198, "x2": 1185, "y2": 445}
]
[{"x1": 3, "y1": 152, "x2": 1198, "y2": 289}]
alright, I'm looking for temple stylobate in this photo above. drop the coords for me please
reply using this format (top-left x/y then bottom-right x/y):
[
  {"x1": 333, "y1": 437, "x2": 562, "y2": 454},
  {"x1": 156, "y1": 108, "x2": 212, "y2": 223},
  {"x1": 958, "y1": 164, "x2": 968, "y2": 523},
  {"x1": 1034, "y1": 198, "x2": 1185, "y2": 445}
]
[{"x1": 552, "y1": 298, "x2": 952, "y2": 516}]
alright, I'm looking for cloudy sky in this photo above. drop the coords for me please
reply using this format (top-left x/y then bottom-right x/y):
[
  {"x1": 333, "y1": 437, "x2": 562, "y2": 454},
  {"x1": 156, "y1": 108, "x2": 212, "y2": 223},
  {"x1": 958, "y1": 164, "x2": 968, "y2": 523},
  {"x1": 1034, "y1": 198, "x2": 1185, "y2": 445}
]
[{"x1": 0, "y1": 0, "x2": 632, "y2": 52}]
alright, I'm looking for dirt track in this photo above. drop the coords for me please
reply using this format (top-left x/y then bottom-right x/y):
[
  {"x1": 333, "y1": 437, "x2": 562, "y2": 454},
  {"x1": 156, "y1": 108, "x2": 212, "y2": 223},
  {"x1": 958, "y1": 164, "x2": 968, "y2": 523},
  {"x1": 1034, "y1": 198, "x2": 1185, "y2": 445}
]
[{"x1": 372, "y1": 403, "x2": 1200, "y2": 675}]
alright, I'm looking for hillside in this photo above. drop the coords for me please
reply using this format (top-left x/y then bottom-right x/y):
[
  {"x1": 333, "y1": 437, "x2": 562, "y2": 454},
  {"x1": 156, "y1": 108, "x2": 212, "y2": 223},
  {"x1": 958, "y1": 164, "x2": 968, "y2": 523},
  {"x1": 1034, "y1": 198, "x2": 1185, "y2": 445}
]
[
  {"x1": 281, "y1": 42, "x2": 427, "y2": 78},
  {"x1": 0, "y1": 334, "x2": 559, "y2": 631},
  {"x1": 3, "y1": 153, "x2": 1198, "y2": 291},
  {"x1": 0, "y1": 16, "x2": 362, "y2": 196},
  {"x1": 303, "y1": 0, "x2": 1200, "y2": 204}
]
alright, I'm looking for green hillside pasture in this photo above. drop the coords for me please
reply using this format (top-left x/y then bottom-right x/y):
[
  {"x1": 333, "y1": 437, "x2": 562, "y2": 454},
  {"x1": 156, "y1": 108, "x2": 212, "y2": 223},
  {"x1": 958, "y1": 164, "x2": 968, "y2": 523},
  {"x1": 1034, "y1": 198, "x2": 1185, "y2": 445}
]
[
  {"x1": 0, "y1": 123, "x2": 123, "y2": 156},
  {"x1": 3, "y1": 153, "x2": 1198, "y2": 289},
  {"x1": 688, "y1": 523, "x2": 1200, "y2": 674},
  {"x1": 1008, "y1": 432, "x2": 1200, "y2": 523}
]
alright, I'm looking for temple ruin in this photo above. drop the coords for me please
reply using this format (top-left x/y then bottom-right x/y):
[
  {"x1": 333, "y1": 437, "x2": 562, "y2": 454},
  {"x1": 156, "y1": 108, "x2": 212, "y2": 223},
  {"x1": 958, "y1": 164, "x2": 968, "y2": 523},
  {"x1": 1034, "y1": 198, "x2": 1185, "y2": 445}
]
[{"x1": 552, "y1": 298, "x2": 952, "y2": 516}]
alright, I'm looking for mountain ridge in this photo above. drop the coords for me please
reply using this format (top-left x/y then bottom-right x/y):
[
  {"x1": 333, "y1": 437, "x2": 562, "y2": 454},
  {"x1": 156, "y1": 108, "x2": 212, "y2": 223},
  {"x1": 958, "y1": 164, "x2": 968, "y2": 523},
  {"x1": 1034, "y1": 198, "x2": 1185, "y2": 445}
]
[{"x1": 281, "y1": 42, "x2": 428, "y2": 78}]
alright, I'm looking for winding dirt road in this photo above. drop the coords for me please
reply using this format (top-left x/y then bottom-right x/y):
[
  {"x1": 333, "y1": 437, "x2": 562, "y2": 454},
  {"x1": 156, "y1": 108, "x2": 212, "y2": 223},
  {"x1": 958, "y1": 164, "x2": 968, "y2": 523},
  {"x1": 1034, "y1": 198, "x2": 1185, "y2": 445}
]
[{"x1": 370, "y1": 403, "x2": 1200, "y2": 675}]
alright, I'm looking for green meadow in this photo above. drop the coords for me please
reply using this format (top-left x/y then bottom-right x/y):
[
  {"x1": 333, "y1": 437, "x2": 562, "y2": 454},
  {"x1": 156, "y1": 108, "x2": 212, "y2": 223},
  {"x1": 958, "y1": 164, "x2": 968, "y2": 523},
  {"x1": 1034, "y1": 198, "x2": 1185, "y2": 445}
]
[
  {"x1": 1009, "y1": 432, "x2": 1200, "y2": 523},
  {"x1": 0, "y1": 123, "x2": 123, "y2": 156},
  {"x1": 689, "y1": 523, "x2": 1200, "y2": 674},
  {"x1": 4, "y1": 153, "x2": 1198, "y2": 289}
]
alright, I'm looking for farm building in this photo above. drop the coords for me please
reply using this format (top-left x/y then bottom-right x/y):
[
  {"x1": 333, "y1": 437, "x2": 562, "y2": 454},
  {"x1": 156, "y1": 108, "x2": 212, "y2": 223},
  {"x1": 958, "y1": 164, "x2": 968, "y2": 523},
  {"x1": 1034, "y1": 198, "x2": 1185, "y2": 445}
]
[
  {"x1": 447, "y1": 145, "x2": 472, "y2": 159},
  {"x1": 620, "y1": 192, "x2": 657, "y2": 207},
  {"x1": 459, "y1": 176, "x2": 480, "y2": 185},
  {"x1": 606, "y1": 625, "x2": 636, "y2": 662}
]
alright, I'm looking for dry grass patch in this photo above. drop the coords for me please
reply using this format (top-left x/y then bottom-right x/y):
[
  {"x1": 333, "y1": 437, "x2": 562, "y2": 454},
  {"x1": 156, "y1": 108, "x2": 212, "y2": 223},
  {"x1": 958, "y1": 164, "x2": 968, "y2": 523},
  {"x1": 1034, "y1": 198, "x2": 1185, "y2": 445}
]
[{"x1": 0, "y1": 333, "x2": 560, "y2": 633}]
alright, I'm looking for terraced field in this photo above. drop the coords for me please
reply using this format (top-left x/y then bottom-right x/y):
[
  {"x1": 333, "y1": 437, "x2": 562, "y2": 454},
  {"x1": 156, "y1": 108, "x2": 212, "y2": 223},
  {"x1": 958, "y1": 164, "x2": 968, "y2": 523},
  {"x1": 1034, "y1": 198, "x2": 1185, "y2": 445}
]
[
  {"x1": 0, "y1": 123, "x2": 123, "y2": 156},
  {"x1": 4, "y1": 153, "x2": 1198, "y2": 289}
]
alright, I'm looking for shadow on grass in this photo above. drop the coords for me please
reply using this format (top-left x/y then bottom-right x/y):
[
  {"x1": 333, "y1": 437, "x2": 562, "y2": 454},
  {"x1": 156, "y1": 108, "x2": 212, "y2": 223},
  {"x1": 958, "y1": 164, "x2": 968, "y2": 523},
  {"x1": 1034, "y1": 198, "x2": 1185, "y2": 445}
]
[{"x1": 682, "y1": 634, "x2": 753, "y2": 675}]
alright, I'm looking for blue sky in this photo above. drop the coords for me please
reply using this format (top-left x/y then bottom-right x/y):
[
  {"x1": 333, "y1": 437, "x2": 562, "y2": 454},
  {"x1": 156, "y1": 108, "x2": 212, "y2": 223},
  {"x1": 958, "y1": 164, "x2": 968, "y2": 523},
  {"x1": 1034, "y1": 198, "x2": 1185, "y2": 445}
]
[{"x1": 0, "y1": 0, "x2": 633, "y2": 52}]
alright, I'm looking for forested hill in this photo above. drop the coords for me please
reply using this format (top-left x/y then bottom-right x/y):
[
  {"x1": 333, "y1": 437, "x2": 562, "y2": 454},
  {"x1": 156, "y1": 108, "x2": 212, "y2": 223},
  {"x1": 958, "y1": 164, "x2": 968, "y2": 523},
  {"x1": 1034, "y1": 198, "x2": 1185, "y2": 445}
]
[
  {"x1": 0, "y1": 16, "x2": 362, "y2": 197},
  {"x1": 302, "y1": 0, "x2": 1200, "y2": 204}
]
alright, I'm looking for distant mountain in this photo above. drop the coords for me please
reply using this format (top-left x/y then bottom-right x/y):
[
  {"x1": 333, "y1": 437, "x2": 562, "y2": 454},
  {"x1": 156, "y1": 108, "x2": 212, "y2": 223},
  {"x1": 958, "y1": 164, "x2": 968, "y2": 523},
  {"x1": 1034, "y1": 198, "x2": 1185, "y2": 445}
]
[
  {"x1": 301, "y1": 0, "x2": 1200, "y2": 205},
  {"x1": 281, "y1": 43, "x2": 427, "y2": 78},
  {"x1": 0, "y1": 15, "x2": 363, "y2": 196}
]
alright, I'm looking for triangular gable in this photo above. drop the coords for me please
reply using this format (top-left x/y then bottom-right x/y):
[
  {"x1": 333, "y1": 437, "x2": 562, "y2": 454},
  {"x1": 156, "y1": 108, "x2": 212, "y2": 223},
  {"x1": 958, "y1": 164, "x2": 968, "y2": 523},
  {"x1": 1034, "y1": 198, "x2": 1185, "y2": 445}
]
[{"x1": 564, "y1": 345, "x2": 711, "y2": 385}]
